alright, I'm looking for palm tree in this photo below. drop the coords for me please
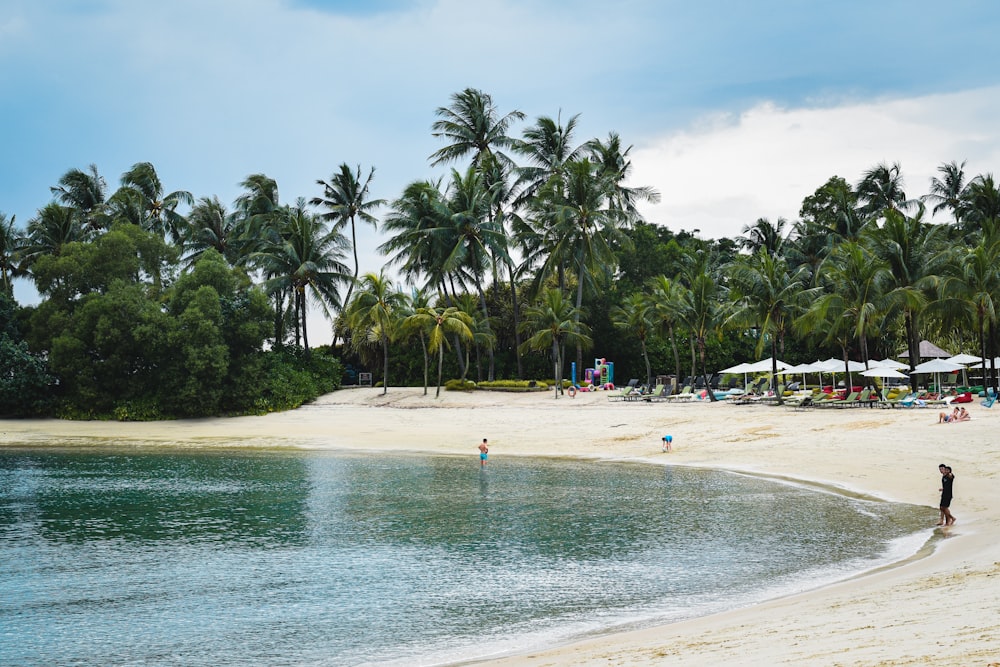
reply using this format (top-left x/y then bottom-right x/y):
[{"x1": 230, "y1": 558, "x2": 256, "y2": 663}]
[
  {"x1": 50, "y1": 164, "x2": 108, "y2": 232},
  {"x1": 513, "y1": 112, "x2": 585, "y2": 207},
  {"x1": 406, "y1": 304, "x2": 474, "y2": 397},
  {"x1": 648, "y1": 275, "x2": 687, "y2": 384},
  {"x1": 799, "y1": 241, "x2": 892, "y2": 382},
  {"x1": 856, "y1": 161, "x2": 912, "y2": 220},
  {"x1": 585, "y1": 131, "x2": 661, "y2": 220},
  {"x1": 107, "y1": 162, "x2": 193, "y2": 241},
  {"x1": 961, "y1": 173, "x2": 1000, "y2": 236},
  {"x1": 923, "y1": 160, "x2": 968, "y2": 223},
  {"x1": 0, "y1": 213, "x2": 24, "y2": 296},
  {"x1": 676, "y1": 255, "x2": 728, "y2": 401},
  {"x1": 312, "y1": 164, "x2": 385, "y2": 312},
  {"x1": 519, "y1": 288, "x2": 592, "y2": 398},
  {"x1": 429, "y1": 88, "x2": 525, "y2": 170},
  {"x1": 344, "y1": 270, "x2": 407, "y2": 395},
  {"x1": 727, "y1": 250, "x2": 810, "y2": 401},
  {"x1": 255, "y1": 200, "x2": 350, "y2": 352},
  {"x1": 21, "y1": 203, "x2": 86, "y2": 269},
  {"x1": 611, "y1": 293, "x2": 656, "y2": 388},
  {"x1": 738, "y1": 217, "x2": 787, "y2": 256},
  {"x1": 184, "y1": 196, "x2": 246, "y2": 268},
  {"x1": 863, "y1": 205, "x2": 949, "y2": 371}
]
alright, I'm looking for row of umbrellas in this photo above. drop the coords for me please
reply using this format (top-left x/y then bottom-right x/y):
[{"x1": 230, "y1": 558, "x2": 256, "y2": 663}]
[{"x1": 721, "y1": 354, "x2": 992, "y2": 389}]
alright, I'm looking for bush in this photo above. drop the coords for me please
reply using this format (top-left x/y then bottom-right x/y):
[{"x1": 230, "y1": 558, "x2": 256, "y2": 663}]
[
  {"x1": 445, "y1": 379, "x2": 477, "y2": 391},
  {"x1": 477, "y1": 380, "x2": 549, "y2": 391}
]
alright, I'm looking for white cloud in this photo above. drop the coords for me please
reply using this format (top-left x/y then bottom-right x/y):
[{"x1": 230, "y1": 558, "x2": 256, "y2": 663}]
[{"x1": 631, "y1": 86, "x2": 1000, "y2": 238}]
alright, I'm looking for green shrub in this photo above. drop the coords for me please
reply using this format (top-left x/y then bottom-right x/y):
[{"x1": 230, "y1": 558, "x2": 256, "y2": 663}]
[
  {"x1": 477, "y1": 379, "x2": 549, "y2": 391},
  {"x1": 445, "y1": 379, "x2": 477, "y2": 391}
]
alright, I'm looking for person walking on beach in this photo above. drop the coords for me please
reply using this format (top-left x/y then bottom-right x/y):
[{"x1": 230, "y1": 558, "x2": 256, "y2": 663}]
[
  {"x1": 938, "y1": 464, "x2": 956, "y2": 526},
  {"x1": 478, "y1": 438, "x2": 489, "y2": 467}
]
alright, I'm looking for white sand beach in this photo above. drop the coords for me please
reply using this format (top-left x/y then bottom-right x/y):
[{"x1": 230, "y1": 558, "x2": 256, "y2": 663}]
[{"x1": 3, "y1": 388, "x2": 999, "y2": 666}]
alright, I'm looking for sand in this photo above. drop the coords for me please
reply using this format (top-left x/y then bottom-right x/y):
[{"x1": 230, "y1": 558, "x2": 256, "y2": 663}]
[{"x1": 3, "y1": 387, "x2": 999, "y2": 666}]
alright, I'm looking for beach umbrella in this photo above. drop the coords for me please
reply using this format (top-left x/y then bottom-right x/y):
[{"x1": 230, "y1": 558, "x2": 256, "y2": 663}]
[
  {"x1": 871, "y1": 358, "x2": 908, "y2": 370},
  {"x1": 912, "y1": 359, "x2": 964, "y2": 391},
  {"x1": 719, "y1": 362, "x2": 752, "y2": 390},
  {"x1": 946, "y1": 354, "x2": 981, "y2": 386},
  {"x1": 898, "y1": 340, "x2": 951, "y2": 360},
  {"x1": 780, "y1": 362, "x2": 823, "y2": 388},
  {"x1": 743, "y1": 358, "x2": 790, "y2": 390},
  {"x1": 860, "y1": 366, "x2": 908, "y2": 391}
]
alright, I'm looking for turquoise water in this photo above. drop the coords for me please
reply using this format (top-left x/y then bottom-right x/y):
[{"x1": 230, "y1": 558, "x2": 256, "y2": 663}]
[{"x1": 0, "y1": 448, "x2": 931, "y2": 666}]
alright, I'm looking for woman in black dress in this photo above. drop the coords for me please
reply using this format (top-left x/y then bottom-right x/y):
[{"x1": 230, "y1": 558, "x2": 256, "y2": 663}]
[{"x1": 938, "y1": 464, "x2": 955, "y2": 526}]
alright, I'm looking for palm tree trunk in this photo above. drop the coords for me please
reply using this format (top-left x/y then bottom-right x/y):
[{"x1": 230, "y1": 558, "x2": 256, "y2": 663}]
[
  {"x1": 421, "y1": 332, "x2": 429, "y2": 396},
  {"x1": 436, "y1": 344, "x2": 444, "y2": 398},
  {"x1": 474, "y1": 279, "x2": 495, "y2": 381},
  {"x1": 506, "y1": 260, "x2": 524, "y2": 379},
  {"x1": 301, "y1": 291, "x2": 310, "y2": 357},
  {"x1": 699, "y1": 339, "x2": 717, "y2": 402},
  {"x1": 552, "y1": 339, "x2": 561, "y2": 399},
  {"x1": 669, "y1": 325, "x2": 681, "y2": 387},
  {"x1": 381, "y1": 335, "x2": 389, "y2": 395},
  {"x1": 443, "y1": 277, "x2": 467, "y2": 377},
  {"x1": 343, "y1": 215, "x2": 359, "y2": 320},
  {"x1": 641, "y1": 338, "x2": 651, "y2": 388}
]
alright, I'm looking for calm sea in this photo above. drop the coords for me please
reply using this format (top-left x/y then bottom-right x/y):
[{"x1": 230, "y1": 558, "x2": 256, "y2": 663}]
[{"x1": 0, "y1": 448, "x2": 931, "y2": 666}]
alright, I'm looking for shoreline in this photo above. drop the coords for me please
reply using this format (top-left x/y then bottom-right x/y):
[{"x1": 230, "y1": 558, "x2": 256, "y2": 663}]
[{"x1": 3, "y1": 387, "x2": 999, "y2": 665}]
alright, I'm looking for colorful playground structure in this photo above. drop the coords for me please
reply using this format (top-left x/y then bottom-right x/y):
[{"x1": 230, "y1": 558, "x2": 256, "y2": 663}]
[{"x1": 572, "y1": 358, "x2": 615, "y2": 390}]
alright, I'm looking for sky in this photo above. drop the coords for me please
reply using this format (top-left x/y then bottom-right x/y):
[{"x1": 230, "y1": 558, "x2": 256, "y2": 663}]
[{"x1": 3, "y1": 0, "x2": 1000, "y2": 345}]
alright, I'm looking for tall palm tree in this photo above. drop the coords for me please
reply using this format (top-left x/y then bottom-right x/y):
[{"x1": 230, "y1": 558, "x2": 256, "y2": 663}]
[
  {"x1": 312, "y1": 164, "x2": 385, "y2": 312},
  {"x1": 406, "y1": 304, "x2": 474, "y2": 397},
  {"x1": 21, "y1": 203, "x2": 86, "y2": 269},
  {"x1": 856, "y1": 161, "x2": 912, "y2": 220},
  {"x1": 585, "y1": 131, "x2": 661, "y2": 220},
  {"x1": 923, "y1": 160, "x2": 968, "y2": 223},
  {"x1": 961, "y1": 173, "x2": 1000, "y2": 235},
  {"x1": 728, "y1": 250, "x2": 810, "y2": 400},
  {"x1": 513, "y1": 112, "x2": 585, "y2": 207},
  {"x1": 439, "y1": 166, "x2": 508, "y2": 380},
  {"x1": 648, "y1": 275, "x2": 686, "y2": 384},
  {"x1": 50, "y1": 164, "x2": 108, "y2": 232},
  {"x1": 676, "y1": 256, "x2": 728, "y2": 401},
  {"x1": 0, "y1": 213, "x2": 24, "y2": 296},
  {"x1": 344, "y1": 270, "x2": 407, "y2": 395},
  {"x1": 255, "y1": 200, "x2": 350, "y2": 352},
  {"x1": 799, "y1": 241, "x2": 892, "y2": 381},
  {"x1": 184, "y1": 196, "x2": 246, "y2": 268},
  {"x1": 863, "y1": 205, "x2": 949, "y2": 371},
  {"x1": 611, "y1": 293, "x2": 656, "y2": 388},
  {"x1": 519, "y1": 288, "x2": 592, "y2": 398},
  {"x1": 107, "y1": 162, "x2": 193, "y2": 241},
  {"x1": 738, "y1": 217, "x2": 787, "y2": 256},
  {"x1": 429, "y1": 88, "x2": 525, "y2": 170}
]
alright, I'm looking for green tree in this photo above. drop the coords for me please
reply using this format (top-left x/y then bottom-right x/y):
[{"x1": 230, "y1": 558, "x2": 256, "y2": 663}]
[
  {"x1": 519, "y1": 288, "x2": 592, "y2": 398},
  {"x1": 312, "y1": 164, "x2": 385, "y2": 312},
  {"x1": 0, "y1": 213, "x2": 24, "y2": 296},
  {"x1": 429, "y1": 88, "x2": 525, "y2": 170},
  {"x1": 611, "y1": 293, "x2": 656, "y2": 388},
  {"x1": 345, "y1": 270, "x2": 407, "y2": 395},
  {"x1": 107, "y1": 162, "x2": 193, "y2": 242},
  {"x1": 50, "y1": 163, "x2": 108, "y2": 232},
  {"x1": 405, "y1": 304, "x2": 473, "y2": 397}
]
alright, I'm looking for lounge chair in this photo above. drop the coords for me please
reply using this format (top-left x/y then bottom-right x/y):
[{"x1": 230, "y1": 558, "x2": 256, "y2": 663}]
[{"x1": 665, "y1": 385, "x2": 694, "y2": 402}]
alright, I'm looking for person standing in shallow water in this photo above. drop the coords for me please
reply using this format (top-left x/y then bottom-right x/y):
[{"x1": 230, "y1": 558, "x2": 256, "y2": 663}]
[
  {"x1": 938, "y1": 464, "x2": 956, "y2": 526},
  {"x1": 479, "y1": 438, "x2": 489, "y2": 467}
]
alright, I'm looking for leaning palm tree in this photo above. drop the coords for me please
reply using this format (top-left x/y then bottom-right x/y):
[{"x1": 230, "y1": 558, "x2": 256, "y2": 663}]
[
  {"x1": 344, "y1": 270, "x2": 407, "y2": 395},
  {"x1": 405, "y1": 304, "x2": 474, "y2": 397},
  {"x1": 312, "y1": 164, "x2": 385, "y2": 312},
  {"x1": 519, "y1": 288, "x2": 592, "y2": 399},
  {"x1": 611, "y1": 293, "x2": 656, "y2": 388}
]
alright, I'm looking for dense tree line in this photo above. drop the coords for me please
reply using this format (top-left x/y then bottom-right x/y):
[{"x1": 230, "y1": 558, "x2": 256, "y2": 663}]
[{"x1": 3, "y1": 89, "x2": 1000, "y2": 417}]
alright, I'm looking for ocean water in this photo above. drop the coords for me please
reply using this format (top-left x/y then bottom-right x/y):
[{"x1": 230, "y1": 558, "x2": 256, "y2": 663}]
[{"x1": 0, "y1": 448, "x2": 932, "y2": 666}]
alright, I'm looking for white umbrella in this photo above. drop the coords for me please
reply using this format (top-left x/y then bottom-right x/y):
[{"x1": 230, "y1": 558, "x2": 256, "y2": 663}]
[
  {"x1": 871, "y1": 358, "x2": 909, "y2": 370},
  {"x1": 719, "y1": 362, "x2": 752, "y2": 390},
  {"x1": 861, "y1": 367, "x2": 908, "y2": 378},
  {"x1": 743, "y1": 358, "x2": 791, "y2": 372},
  {"x1": 912, "y1": 359, "x2": 965, "y2": 391},
  {"x1": 946, "y1": 354, "x2": 981, "y2": 386},
  {"x1": 780, "y1": 362, "x2": 823, "y2": 389}
]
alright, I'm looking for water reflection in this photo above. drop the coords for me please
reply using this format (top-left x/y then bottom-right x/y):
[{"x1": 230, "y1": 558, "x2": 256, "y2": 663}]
[{"x1": 0, "y1": 449, "x2": 310, "y2": 546}]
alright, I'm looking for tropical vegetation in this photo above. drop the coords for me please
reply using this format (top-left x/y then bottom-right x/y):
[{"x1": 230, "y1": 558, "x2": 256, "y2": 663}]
[{"x1": 3, "y1": 89, "x2": 1000, "y2": 417}]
